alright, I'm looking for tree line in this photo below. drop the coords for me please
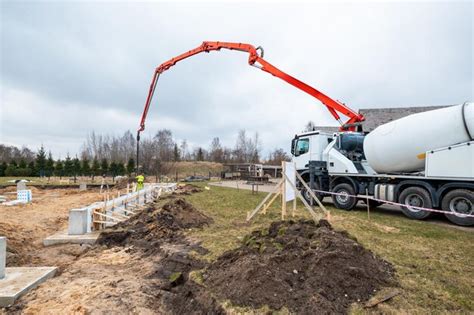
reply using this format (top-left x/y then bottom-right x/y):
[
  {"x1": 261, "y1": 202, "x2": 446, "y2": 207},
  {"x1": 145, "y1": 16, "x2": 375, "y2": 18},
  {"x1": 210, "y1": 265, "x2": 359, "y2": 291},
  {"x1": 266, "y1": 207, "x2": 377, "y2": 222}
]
[
  {"x1": 0, "y1": 144, "x2": 135, "y2": 178},
  {"x1": 79, "y1": 129, "x2": 290, "y2": 174},
  {"x1": 0, "y1": 128, "x2": 291, "y2": 177}
]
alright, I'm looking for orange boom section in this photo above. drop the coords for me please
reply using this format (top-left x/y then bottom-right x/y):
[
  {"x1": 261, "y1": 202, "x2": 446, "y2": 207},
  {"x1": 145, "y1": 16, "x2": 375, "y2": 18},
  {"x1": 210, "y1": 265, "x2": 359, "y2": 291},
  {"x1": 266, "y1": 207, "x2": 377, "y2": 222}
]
[
  {"x1": 137, "y1": 41, "x2": 364, "y2": 135},
  {"x1": 136, "y1": 41, "x2": 365, "y2": 169}
]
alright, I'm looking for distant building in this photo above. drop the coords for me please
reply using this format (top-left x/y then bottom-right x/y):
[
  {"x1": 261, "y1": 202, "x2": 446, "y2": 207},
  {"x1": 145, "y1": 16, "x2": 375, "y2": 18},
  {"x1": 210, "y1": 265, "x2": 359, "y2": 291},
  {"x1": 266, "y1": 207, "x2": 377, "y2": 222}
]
[
  {"x1": 311, "y1": 105, "x2": 451, "y2": 133},
  {"x1": 358, "y1": 105, "x2": 450, "y2": 132}
]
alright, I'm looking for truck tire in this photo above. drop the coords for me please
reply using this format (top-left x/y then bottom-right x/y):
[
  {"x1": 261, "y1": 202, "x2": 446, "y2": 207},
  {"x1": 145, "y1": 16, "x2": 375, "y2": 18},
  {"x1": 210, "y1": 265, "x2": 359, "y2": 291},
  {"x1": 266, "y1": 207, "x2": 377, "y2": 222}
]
[
  {"x1": 398, "y1": 187, "x2": 432, "y2": 220},
  {"x1": 332, "y1": 183, "x2": 357, "y2": 210},
  {"x1": 301, "y1": 184, "x2": 324, "y2": 205},
  {"x1": 441, "y1": 190, "x2": 474, "y2": 226}
]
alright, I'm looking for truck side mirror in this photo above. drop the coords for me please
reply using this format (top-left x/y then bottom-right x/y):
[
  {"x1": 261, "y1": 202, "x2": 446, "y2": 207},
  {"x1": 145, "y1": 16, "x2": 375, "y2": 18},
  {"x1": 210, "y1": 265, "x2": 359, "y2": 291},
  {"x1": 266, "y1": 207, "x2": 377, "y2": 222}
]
[{"x1": 291, "y1": 138, "x2": 296, "y2": 155}]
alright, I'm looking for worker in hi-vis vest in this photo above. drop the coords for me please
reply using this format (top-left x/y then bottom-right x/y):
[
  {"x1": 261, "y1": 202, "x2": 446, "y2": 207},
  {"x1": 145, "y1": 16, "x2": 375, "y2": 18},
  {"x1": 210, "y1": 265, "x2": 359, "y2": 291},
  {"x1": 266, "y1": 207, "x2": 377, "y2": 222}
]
[{"x1": 135, "y1": 174, "x2": 144, "y2": 191}]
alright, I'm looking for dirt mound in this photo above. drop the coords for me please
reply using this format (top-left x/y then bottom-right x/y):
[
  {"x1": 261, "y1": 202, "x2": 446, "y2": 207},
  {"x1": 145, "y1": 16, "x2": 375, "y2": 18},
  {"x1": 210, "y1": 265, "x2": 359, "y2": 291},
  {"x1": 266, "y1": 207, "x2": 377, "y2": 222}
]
[
  {"x1": 95, "y1": 198, "x2": 222, "y2": 314},
  {"x1": 98, "y1": 198, "x2": 212, "y2": 253},
  {"x1": 173, "y1": 184, "x2": 203, "y2": 195},
  {"x1": 204, "y1": 219, "x2": 396, "y2": 314},
  {"x1": 158, "y1": 198, "x2": 212, "y2": 229}
]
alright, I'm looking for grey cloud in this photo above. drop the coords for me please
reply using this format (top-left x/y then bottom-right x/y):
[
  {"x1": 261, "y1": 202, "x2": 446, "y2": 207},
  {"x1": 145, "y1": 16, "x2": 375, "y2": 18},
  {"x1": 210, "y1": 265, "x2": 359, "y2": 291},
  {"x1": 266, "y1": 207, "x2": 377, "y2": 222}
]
[{"x1": 1, "y1": 1, "x2": 472, "y2": 158}]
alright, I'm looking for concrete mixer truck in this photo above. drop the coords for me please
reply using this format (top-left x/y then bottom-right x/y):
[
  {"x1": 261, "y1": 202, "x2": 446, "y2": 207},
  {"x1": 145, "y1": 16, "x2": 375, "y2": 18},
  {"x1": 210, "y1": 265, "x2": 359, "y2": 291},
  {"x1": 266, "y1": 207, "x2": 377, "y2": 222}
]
[
  {"x1": 133, "y1": 40, "x2": 472, "y2": 226},
  {"x1": 293, "y1": 102, "x2": 474, "y2": 226}
]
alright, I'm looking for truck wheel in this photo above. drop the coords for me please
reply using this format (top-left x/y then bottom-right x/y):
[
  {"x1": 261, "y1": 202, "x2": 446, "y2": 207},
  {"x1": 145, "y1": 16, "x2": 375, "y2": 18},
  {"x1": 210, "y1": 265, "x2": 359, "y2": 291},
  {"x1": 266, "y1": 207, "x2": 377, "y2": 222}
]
[
  {"x1": 301, "y1": 184, "x2": 324, "y2": 205},
  {"x1": 441, "y1": 190, "x2": 474, "y2": 226},
  {"x1": 398, "y1": 187, "x2": 432, "y2": 220},
  {"x1": 332, "y1": 183, "x2": 357, "y2": 210}
]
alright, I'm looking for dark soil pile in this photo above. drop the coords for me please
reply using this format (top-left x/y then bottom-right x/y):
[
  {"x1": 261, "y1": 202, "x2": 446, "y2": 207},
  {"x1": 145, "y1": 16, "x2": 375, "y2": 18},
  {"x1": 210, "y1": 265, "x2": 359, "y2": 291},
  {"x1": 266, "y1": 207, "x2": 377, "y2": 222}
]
[
  {"x1": 204, "y1": 219, "x2": 396, "y2": 314},
  {"x1": 97, "y1": 198, "x2": 212, "y2": 253},
  {"x1": 173, "y1": 184, "x2": 203, "y2": 195},
  {"x1": 158, "y1": 198, "x2": 213, "y2": 229},
  {"x1": 96, "y1": 197, "x2": 223, "y2": 313}
]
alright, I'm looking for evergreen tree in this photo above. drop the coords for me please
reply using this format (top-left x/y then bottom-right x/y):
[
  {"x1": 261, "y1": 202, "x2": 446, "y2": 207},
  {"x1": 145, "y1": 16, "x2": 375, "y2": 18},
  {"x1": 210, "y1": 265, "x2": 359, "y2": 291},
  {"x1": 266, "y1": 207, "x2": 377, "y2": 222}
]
[
  {"x1": 72, "y1": 157, "x2": 81, "y2": 182},
  {"x1": 0, "y1": 162, "x2": 7, "y2": 176},
  {"x1": 117, "y1": 163, "x2": 126, "y2": 176},
  {"x1": 196, "y1": 148, "x2": 204, "y2": 161},
  {"x1": 91, "y1": 158, "x2": 100, "y2": 180},
  {"x1": 64, "y1": 155, "x2": 74, "y2": 177},
  {"x1": 36, "y1": 145, "x2": 47, "y2": 176},
  {"x1": 81, "y1": 158, "x2": 91, "y2": 177},
  {"x1": 27, "y1": 161, "x2": 35, "y2": 176},
  {"x1": 173, "y1": 143, "x2": 180, "y2": 162},
  {"x1": 126, "y1": 158, "x2": 135, "y2": 176},
  {"x1": 19, "y1": 159, "x2": 27, "y2": 169},
  {"x1": 5, "y1": 164, "x2": 17, "y2": 176},
  {"x1": 55, "y1": 160, "x2": 64, "y2": 178},
  {"x1": 9, "y1": 160, "x2": 18, "y2": 168},
  {"x1": 45, "y1": 152, "x2": 55, "y2": 178},
  {"x1": 109, "y1": 162, "x2": 118, "y2": 178},
  {"x1": 100, "y1": 158, "x2": 109, "y2": 176}
]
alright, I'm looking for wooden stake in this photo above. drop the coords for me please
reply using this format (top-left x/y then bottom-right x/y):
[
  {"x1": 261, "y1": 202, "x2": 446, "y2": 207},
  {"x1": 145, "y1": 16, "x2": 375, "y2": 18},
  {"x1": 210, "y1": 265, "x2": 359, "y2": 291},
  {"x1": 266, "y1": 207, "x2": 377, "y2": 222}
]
[
  {"x1": 93, "y1": 211, "x2": 124, "y2": 222},
  {"x1": 246, "y1": 180, "x2": 283, "y2": 221},
  {"x1": 120, "y1": 208, "x2": 137, "y2": 215},
  {"x1": 292, "y1": 162, "x2": 297, "y2": 217},
  {"x1": 281, "y1": 162, "x2": 287, "y2": 220},
  {"x1": 284, "y1": 173, "x2": 320, "y2": 222},
  {"x1": 295, "y1": 171, "x2": 330, "y2": 217},
  {"x1": 366, "y1": 188, "x2": 370, "y2": 220},
  {"x1": 262, "y1": 190, "x2": 282, "y2": 214}
]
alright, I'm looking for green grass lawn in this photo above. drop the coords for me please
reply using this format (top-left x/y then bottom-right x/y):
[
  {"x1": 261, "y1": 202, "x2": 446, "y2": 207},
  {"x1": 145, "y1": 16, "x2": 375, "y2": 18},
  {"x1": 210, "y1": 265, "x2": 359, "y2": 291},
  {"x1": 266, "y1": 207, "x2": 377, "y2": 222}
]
[{"x1": 184, "y1": 183, "x2": 473, "y2": 313}]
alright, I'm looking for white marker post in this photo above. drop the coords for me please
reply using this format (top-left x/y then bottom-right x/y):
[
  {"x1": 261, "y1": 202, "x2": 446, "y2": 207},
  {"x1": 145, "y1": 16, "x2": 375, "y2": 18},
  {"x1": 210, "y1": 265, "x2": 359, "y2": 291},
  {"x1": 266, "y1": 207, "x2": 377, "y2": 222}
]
[{"x1": 0, "y1": 237, "x2": 6, "y2": 279}]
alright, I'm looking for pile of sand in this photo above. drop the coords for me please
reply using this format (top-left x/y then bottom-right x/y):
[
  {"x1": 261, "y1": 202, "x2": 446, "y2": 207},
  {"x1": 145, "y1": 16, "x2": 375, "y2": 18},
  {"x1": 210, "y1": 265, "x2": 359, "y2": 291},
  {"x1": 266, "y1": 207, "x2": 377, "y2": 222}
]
[{"x1": 204, "y1": 219, "x2": 396, "y2": 313}]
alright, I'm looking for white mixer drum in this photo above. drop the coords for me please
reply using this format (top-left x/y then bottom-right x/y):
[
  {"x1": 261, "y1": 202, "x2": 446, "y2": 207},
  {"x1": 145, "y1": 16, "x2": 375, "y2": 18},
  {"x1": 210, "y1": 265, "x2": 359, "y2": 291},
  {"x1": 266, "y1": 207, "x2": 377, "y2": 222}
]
[{"x1": 364, "y1": 102, "x2": 474, "y2": 173}]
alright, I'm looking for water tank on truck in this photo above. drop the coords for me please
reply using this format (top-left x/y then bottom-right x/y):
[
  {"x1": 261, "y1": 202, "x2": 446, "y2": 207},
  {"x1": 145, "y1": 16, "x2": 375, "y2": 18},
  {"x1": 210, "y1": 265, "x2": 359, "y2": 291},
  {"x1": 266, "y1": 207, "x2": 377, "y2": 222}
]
[{"x1": 363, "y1": 102, "x2": 474, "y2": 174}]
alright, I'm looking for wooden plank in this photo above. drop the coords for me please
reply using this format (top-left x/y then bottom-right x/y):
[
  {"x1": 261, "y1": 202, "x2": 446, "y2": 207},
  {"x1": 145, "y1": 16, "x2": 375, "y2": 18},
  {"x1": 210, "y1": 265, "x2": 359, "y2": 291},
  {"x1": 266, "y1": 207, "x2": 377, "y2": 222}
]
[
  {"x1": 284, "y1": 173, "x2": 320, "y2": 222},
  {"x1": 93, "y1": 211, "x2": 124, "y2": 222},
  {"x1": 281, "y1": 162, "x2": 287, "y2": 219},
  {"x1": 295, "y1": 171, "x2": 330, "y2": 216},
  {"x1": 246, "y1": 179, "x2": 283, "y2": 221},
  {"x1": 262, "y1": 190, "x2": 281, "y2": 214},
  {"x1": 365, "y1": 289, "x2": 400, "y2": 308},
  {"x1": 112, "y1": 211, "x2": 129, "y2": 219},
  {"x1": 93, "y1": 220, "x2": 117, "y2": 225},
  {"x1": 119, "y1": 208, "x2": 137, "y2": 215}
]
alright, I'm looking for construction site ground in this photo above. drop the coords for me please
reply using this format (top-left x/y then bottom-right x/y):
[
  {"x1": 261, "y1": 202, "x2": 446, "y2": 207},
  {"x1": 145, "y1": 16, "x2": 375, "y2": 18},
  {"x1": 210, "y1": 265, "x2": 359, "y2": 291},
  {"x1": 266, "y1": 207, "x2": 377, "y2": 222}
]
[{"x1": 0, "y1": 182, "x2": 472, "y2": 313}]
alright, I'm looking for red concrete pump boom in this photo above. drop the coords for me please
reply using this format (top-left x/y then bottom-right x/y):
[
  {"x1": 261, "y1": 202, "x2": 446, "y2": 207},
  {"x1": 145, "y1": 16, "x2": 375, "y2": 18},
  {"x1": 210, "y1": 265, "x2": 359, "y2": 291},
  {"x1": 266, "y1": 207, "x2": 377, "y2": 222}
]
[{"x1": 136, "y1": 41, "x2": 365, "y2": 170}]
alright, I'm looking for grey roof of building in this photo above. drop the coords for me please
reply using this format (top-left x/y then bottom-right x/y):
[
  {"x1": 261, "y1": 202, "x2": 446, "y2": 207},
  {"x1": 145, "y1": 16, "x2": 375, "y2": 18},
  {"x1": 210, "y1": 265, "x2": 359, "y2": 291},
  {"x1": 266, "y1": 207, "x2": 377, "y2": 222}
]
[
  {"x1": 358, "y1": 105, "x2": 452, "y2": 132},
  {"x1": 311, "y1": 126, "x2": 340, "y2": 133},
  {"x1": 312, "y1": 105, "x2": 453, "y2": 133}
]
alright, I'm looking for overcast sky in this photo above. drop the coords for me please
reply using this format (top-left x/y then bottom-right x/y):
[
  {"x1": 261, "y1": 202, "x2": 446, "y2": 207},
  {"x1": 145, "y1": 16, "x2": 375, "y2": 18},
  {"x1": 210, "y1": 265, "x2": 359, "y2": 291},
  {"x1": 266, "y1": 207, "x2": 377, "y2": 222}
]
[{"x1": 1, "y1": 1, "x2": 472, "y2": 159}]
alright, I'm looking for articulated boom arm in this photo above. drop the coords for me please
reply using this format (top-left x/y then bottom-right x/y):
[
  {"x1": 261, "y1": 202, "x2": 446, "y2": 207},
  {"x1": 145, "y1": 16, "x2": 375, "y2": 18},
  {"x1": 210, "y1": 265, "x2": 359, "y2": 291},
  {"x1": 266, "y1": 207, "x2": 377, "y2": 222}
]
[{"x1": 138, "y1": 41, "x2": 364, "y2": 136}]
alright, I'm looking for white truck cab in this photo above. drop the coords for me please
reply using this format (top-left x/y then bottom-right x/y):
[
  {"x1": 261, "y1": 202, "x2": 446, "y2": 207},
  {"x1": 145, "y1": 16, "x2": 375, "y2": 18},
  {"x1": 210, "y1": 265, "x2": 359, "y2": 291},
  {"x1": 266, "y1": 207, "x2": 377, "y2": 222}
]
[
  {"x1": 291, "y1": 131, "x2": 333, "y2": 171},
  {"x1": 291, "y1": 130, "x2": 375, "y2": 176}
]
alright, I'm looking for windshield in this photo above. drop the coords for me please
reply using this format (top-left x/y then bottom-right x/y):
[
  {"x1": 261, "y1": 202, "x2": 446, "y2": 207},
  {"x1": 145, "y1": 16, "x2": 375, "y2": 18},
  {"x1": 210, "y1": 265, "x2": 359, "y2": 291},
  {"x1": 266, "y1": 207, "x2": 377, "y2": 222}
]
[{"x1": 295, "y1": 138, "x2": 309, "y2": 156}]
